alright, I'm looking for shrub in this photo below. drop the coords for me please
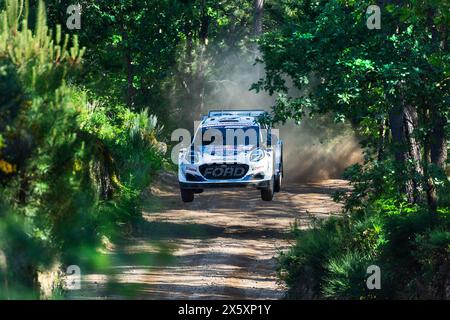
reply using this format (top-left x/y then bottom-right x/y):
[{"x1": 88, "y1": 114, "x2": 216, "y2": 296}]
[
  {"x1": 322, "y1": 252, "x2": 375, "y2": 299},
  {"x1": 279, "y1": 197, "x2": 450, "y2": 299}
]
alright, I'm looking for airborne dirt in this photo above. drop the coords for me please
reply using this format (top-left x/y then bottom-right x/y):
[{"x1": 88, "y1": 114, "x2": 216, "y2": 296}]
[{"x1": 68, "y1": 172, "x2": 350, "y2": 300}]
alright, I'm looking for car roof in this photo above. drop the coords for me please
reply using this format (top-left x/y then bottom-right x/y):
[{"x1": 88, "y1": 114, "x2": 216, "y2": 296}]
[
  {"x1": 201, "y1": 115, "x2": 258, "y2": 127},
  {"x1": 208, "y1": 110, "x2": 267, "y2": 117}
]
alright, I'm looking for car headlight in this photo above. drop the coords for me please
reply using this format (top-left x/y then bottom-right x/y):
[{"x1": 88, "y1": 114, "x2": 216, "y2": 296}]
[
  {"x1": 184, "y1": 150, "x2": 200, "y2": 163},
  {"x1": 249, "y1": 149, "x2": 265, "y2": 162}
]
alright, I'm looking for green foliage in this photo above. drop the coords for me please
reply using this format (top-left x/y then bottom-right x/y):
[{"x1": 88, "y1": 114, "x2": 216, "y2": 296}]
[
  {"x1": 258, "y1": 0, "x2": 449, "y2": 299},
  {"x1": 0, "y1": 205, "x2": 49, "y2": 299},
  {"x1": 257, "y1": 0, "x2": 449, "y2": 182},
  {"x1": 0, "y1": 0, "x2": 165, "y2": 298},
  {"x1": 280, "y1": 197, "x2": 450, "y2": 299},
  {"x1": 322, "y1": 252, "x2": 374, "y2": 299},
  {"x1": 278, "y1": 217, "x2": 348, "y2": 298}
]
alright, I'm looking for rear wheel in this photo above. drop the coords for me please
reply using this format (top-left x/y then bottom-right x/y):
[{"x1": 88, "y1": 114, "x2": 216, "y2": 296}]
[
  {"x1": 261, "y1": 176, "x2": 274, "y2": 201},
  {"x1": 274, "y1": 173, "x2": 282, "y2": 192},
  {"x1": 180, "y1": 188, "x2": 194, "y2": 202},
  {"x1": 274, "y1": 156, "x2": 283, "y2": 192},
  {"x1": 274, "y1": 156, "x2": 283, "y2": 193}
]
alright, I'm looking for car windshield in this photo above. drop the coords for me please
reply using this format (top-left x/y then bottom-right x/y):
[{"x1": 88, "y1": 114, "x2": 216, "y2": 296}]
[{"x1": 198, "y1": 126, "x2": 261, "y2": 147}]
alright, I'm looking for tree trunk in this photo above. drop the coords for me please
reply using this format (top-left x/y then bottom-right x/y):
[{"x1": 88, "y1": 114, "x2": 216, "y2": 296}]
[
  {"x1": 195, "y1": 0, "x2": 209, "y2": 117},
  {"x1": 252, "y1": 0, "x2": 265, "y2": 76},
  {"x1": 179, "y1": 27, "x2": 194, "y2": 125},
  {"x1": 121, "y1": 23, "x2": 134, "y2": 108},
  {"x1": 430, "y1": 108, "x2": 447, "y2": 169},
  {"x1": 420, "y1": 7, "x2": 447, "y2": 217},
  {"x1": 403, "y1": 104, "x2": 423, "y2": 181},
  {"x1": 388, "y1": 103, "x2": 422, "y2": 203},
  {"x1": 17, "y1": 171, "x2": 29, "y2": 204},
  {"x1": 431, "y1": 17, "x2": 448, "y2": 169},
  {"x1": 377, "y1": 118, "x2": 387, "y2": 161},
  {"x1": 426, "y1": 6, "x2": 448, "y2": 170},
  {"x1": 423, "y1": 109, "x2": 438, "y2": 215},
  {"x1": 253, "y1": 0, "x2": 264, "y2": 37},
  {"x1": 90, "y1": 139, "x2": 115, "y2": 201}
]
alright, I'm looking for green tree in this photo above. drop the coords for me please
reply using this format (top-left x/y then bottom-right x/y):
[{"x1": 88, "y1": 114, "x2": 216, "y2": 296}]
[{"x1": 256, "y1": 0, "x2": 449, "y2": 210}]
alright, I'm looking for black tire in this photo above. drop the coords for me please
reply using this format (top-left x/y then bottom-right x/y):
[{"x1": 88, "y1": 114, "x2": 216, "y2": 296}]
[
  {"x1": 274, "y1": 155, "x2": 283, "y2": 193},
  {"x1": 274, "y1": 173, "x2": 282, "y2": 192},
  {"x1": 261, "y1": 176, "x2": 274, "y2": 201},
  {"x1": 180, "y1": 188, "x2": 194, "y2": 202}
]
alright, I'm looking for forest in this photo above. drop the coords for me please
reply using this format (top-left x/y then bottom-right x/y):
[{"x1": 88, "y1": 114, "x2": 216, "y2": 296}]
[{"x1": 0, "y1": 0, "x2": 449, "y2": 299}]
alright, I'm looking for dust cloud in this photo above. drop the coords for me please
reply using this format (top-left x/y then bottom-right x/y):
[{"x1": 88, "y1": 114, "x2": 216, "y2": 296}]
[
  {"x1": 199, "y1": 53, "x2": 363, "y2": 182},
  {"x1": 280, "y1": 120, "x2": 363, "y2": 182}
]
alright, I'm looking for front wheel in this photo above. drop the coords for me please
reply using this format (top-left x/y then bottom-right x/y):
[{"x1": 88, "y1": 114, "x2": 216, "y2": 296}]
[
  {"x1": 261, "y1": 176, "x2": 274, "y2": 201},
  {"x1": 180, "y1": 188, "x2": 194, "y2": 202}
]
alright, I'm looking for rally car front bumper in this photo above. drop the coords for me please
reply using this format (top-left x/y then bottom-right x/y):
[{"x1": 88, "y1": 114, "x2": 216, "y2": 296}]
[
  {"x1": 178, "y1": 161, "x2": 273, "y2": 190},
  {"x1": 179, "y1": 179, "x2": 270, "y2": 190}
]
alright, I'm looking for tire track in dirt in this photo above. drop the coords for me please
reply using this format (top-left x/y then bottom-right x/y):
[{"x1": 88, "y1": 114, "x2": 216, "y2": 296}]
[{"x1": 68, "y1": 172, "x2": 350, "y2": 299}]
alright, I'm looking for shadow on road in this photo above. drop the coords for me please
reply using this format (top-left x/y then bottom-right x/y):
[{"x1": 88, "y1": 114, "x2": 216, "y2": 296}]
[{"x1": 67, "y1": 173, "x2": 350, "y2": 300}]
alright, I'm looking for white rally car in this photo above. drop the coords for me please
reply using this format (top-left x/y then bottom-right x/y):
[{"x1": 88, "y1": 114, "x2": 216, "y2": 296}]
[{"x1": 178, "y1": 110, "x2": 283, "y2": 202}]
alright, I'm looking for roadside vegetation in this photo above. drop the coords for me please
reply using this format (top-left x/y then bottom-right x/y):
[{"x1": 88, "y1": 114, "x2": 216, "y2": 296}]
[
  {"x1": 258, "y1": 1, "x2": 450, "y2": 299},
  {"x1": 0, "y1": 0, "x2": 165, "y2": 298}
]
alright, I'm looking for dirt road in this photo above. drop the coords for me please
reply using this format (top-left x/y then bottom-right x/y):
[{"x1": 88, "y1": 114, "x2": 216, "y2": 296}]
[{"x1": 68, "y1": 172, "x2": 350, "y2": 299}]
